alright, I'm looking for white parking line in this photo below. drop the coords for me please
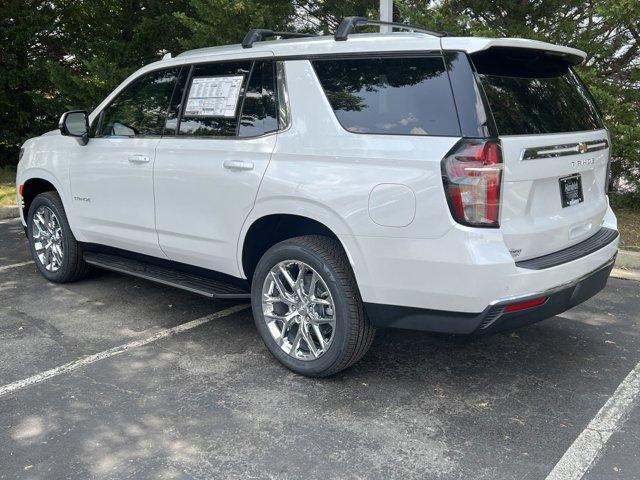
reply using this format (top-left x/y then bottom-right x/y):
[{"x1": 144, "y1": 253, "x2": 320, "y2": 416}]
[
  {"x1": 545, "y1": 360, "x2": 640, "y2": 480},
  {"x1": 0, "y1": 260, "x2": 33, "y2": 272},
  {"x1": 0, "y1": 304, "x2": 249, "y2": 398}
]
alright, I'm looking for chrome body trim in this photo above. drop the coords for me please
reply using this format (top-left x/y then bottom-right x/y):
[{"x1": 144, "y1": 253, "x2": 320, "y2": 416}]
[{"x1": 522, "y1": 139, "x2": 609, "y2": 160}]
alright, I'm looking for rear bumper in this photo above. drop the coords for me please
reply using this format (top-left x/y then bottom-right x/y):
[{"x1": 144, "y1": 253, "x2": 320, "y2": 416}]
[
  {"x1": 341, "y1": 206, "x2": 619, "y2": 314},
  {"x1": 364, "y1": 254, "x2": 616, "y2": 334}
]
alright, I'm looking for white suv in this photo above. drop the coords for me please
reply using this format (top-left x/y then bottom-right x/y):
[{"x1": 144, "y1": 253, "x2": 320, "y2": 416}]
[{"x1": 16, "y1": 18, "x2": 619, "y2": 376}]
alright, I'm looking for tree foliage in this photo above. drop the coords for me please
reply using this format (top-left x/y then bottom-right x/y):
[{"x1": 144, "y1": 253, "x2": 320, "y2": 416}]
[
  {"x1": 399, "y1": 0, "x2": 640, "y2": 194},
  {"x1": 1, "y1": 0, "x2": 639, "y2": 198}
]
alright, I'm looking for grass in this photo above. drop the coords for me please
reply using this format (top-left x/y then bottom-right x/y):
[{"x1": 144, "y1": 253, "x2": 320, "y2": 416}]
[
  {"x1": 613, "y1": 208, "x2": 640, "y2": 252},
  {"x1": 0, "y1": 166, "x2": 17, "y2": 207}
]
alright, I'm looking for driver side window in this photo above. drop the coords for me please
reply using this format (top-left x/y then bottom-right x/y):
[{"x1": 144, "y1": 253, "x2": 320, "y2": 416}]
[{"x1": 96, "y1": 68, "x2": 180, "y2": 138}]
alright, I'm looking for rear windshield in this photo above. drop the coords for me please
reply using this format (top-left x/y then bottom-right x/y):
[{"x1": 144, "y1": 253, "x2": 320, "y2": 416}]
[
  {"x1": 312, "y1": 56, "x2": 460, "y2": 136},
  {"x1": 473, "y1": 50, "x2": 604, "y2": 135}
]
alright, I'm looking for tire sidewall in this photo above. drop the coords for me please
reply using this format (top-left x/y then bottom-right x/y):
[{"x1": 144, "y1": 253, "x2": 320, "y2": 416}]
[
  {"x1": 27, "y1": 193, "x2": 76, "y2": 282},
  {"x1": 251, "y1": 242, "x2": 354, "y2": 376}
]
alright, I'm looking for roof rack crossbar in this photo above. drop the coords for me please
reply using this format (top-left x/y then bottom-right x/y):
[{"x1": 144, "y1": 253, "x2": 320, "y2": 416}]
[
  {"x1": 242, "y1": 29, "x2": 317, "y2": 49},
  {"x1": 334, "y1": 16, "x2": 447, "y2": 41}
]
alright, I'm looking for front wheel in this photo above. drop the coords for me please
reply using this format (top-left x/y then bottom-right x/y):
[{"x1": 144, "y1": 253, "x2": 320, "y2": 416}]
[
  {"x1": 27, "y1": 191, "x2": 90, "y2": 283},
  {"x1": 251, "y1": 235, "x2": 376, "y2": 377}
]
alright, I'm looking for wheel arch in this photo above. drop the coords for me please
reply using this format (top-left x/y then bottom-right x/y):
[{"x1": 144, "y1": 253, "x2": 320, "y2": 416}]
[
  {"x1": 20, "y1": 174, "x2": 63, "y2": 223},
  {"x1": 239, "y1": 212, "x2": 355, "y2": 282}
]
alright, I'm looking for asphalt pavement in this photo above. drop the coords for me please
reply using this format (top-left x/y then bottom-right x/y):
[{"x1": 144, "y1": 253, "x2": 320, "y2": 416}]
[{"x1": 1, "y1": 217, "x2": 638, "y2": 480}]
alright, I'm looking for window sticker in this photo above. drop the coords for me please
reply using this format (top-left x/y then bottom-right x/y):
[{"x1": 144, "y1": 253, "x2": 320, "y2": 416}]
[{"x1": 184, "y1": 75, "x2": 244, "y2": 117}]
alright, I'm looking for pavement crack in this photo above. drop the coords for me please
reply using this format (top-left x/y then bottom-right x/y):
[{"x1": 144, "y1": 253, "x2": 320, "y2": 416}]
[{"x1": 5, "y1": 306, "x2": 94, "y2": 357}]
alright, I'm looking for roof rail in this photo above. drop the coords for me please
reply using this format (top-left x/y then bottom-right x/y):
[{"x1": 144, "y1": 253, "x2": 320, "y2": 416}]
[
  {"x1": 334, "y1": 16, "x2": 447, "y2": 41},
  {"x1": 242, "y1": 29, "x2": 317, "y2": 49}
]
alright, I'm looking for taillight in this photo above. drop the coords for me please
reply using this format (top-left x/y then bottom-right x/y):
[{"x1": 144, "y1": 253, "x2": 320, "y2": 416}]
[{"x1": 441, "y1": 139, "x2": 503, "y2": 228}]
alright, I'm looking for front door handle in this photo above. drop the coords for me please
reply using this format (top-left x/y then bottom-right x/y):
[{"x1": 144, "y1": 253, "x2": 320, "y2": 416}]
[
  {"x1": 223, "y1": 160, "x2": 254, "y2": 171},
  {"x1": 128, "y1": 154, "x2": 150, "y2": 164}
]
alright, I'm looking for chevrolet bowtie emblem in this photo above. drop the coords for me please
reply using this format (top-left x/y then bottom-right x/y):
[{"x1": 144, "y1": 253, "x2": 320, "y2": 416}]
[{"x1": 577, "y1": 142, "x2": 589, "y2": 154}]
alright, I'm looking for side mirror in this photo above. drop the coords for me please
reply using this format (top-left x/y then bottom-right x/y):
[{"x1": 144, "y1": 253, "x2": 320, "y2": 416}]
[{"x1": 59, "y1": 110, "x2": 89, "y2": 145}]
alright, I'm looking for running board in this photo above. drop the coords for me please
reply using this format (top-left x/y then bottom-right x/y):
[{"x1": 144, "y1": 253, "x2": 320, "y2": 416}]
[{"x1": 84, "y1": 252, "x2": 251, "y2": 299}]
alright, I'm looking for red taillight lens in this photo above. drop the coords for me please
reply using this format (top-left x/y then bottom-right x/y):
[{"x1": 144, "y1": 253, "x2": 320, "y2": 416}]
[{"x1": 441, "y1": 139, "x2": 503, "y2": 227}]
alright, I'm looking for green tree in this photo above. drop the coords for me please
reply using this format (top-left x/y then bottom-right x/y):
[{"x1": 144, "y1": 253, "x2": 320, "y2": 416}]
[
  {"x1": 49, "y1": 0, "x2": 192, "y2": 114},
  {"x1": 176, "y1": 0, "x2": 296, "y2": 50},
  {"x1": 0, "y1": 0, "x2": 190, "y2": 164},
  {"x1": 0, "y1": 1, "x2": 66, "y2": 164},
  {"x1": 399, "y1": 0, "x2": 640, "y2": 195},
  {"x1": 176, "y1": 0, "x2": 378, "y2": 50}
]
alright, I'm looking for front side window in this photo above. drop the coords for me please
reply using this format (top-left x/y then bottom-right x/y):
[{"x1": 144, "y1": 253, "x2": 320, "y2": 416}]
[
  {"x1": 312, "y1": 56, "x2": 460, "y2": 136},
  {"x1": 179, "y1": 61, "x2": 252, "y2": 137},
  {"x1": 97, "y1": 68, "x2": 180, "y2": 137}
]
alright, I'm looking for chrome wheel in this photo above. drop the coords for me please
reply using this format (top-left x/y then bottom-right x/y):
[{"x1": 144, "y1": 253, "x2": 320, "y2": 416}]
[
  {"x1": 262, "y1": 260, "x2": 336, "y2": 361},
  {"x1": 32, "y1": 206, "x2": 64, "y2": 272}
]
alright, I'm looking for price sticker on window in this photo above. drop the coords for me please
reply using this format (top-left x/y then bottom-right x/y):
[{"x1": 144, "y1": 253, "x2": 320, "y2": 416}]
[{"x1": 184, "y1": 75, "x2": 244, "y2": 118}]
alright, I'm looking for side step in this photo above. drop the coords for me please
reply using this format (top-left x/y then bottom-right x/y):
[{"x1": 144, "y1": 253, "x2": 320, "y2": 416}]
[{"x1": 84, "y1": 252, "x2": 251, "y2": 299}]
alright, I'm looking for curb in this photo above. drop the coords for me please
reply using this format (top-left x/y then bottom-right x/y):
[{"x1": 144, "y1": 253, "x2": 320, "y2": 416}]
[
  {"x1": 611, "y1": 267, "x2": 640, "y2": 282},
  {"x1": 0, "y1": 205, "x2": 19, "y2": 220},
  {"x1": 615, "y1": 249, "x2": 640, "y2": 271}
]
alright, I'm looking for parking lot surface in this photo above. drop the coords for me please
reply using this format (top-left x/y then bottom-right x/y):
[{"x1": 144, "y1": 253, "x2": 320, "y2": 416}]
[{"x1": 1, "y1": 217, "x2": 639, "y2": 480}]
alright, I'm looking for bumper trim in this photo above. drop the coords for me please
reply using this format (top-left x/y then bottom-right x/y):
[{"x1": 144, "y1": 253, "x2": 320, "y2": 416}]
[
  {"x1": 364, "y1": 254, "x2": 616, "y2": 335},
  {"x1": 490, "y1": 254, "x2": 617, "y2": 307},
  {"x1": 515, "y1": 227, "x2": 619, "y2": 270}
]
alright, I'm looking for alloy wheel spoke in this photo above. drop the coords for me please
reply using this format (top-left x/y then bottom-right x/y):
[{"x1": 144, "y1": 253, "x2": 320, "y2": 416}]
[
  {"x1": 312, "y1": 324, "x2": 326, "y2": 351},
  {"x1": 279, "y1": 264, "x2": 297, "y2": 290},
  {"x1": 271, "y1": 271, "x2": 293, "y2": 301},
  {"x1": 264, "y1": 293, "x2": 294, "y2": 307},
  {"x1": 280, "y1": 312, "x2": 297, "y2": 337},
  {"x1": 290, "y1": 328, "x2": 304, "y2": 357},
  {"x1": 308, "y1": 312, "x2": 335, "y2": 326},
  {"x1": 310, "y1": 295, "x2": 332, "y2": 306},
  {"x1": 307, "y1": 272, "x2": 318, "y2": 298},
  {"x1": 301, "y1": 324, "x2": 319, "y2": 358}
]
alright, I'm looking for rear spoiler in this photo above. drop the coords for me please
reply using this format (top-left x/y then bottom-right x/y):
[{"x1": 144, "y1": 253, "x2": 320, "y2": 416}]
[{"x1": 441, "y1": 37, "x2": 586, "y2": 66}]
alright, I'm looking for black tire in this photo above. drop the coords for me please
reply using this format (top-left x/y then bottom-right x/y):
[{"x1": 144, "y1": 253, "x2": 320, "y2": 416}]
[
  {"x1": 27, "y1": 191, "x2": 90, "y2": 283},
  {"x1": 251, "y1": 235, "x2": 376, "y2": 377}
]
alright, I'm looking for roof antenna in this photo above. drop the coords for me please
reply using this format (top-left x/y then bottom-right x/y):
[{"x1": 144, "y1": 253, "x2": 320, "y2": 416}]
[{"x1": 162, "y1": 52, "x2": 172, "y2": 60}]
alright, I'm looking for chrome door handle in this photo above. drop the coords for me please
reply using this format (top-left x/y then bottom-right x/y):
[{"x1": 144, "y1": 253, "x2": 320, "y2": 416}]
[
  {"x1": 223, "y1": 160, "x2": 254, "y2": 171},
  {"x1": 128, "y1": 154, "x2": 150, "y2": 163}
]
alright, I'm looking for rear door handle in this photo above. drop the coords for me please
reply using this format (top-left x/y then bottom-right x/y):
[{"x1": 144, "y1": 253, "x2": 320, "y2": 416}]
[
  {"x1": 223, "y1": 160, "x2": 254, "y2": 171},
  {"x1": 128, "y1": 154, "x2": 150, "y2": 164}
]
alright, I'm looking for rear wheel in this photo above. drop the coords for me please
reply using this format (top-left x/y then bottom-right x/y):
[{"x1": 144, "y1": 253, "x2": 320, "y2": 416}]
[
  {"x1": 27, "y1": 192, "x2": 90, "y2": 283},
  {"x1": 251, "y1": 235, "x2": 375, "y2": 377}
]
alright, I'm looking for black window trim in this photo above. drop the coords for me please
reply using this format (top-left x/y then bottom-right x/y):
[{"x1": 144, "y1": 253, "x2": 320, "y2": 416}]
[
  {"x1": 310, "y1": 51, "x2": 464, "y2": 139},
  {"x1": 443, "y1": 50, "x2": 498, "y2": 138}
]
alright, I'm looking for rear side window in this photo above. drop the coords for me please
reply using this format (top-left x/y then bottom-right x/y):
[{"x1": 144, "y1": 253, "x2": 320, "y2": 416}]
[
  {"x1": 238, "y1": 60, "x2": 278, "y2": 137},
  {"x1": 179, "y1": 61, "x2": 252, "y2": 136},
  {"x1": 312, "y1": 56, "x2": 460, "y2": 136},
  {"x1": 473, "y1": 49, "x2": 604, "y2": 135},
  {"x1": 97, "y1": 68, "x2": 180, "y2": 137}
]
